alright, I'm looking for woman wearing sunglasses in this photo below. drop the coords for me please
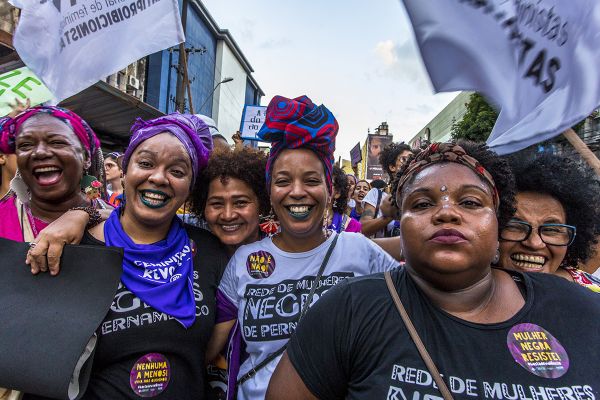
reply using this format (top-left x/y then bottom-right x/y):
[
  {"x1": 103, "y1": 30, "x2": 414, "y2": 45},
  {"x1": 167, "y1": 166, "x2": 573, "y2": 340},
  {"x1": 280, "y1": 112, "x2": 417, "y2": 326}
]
[{"x1": 498, "y1": 154, "x2": 600, "y2": 292}]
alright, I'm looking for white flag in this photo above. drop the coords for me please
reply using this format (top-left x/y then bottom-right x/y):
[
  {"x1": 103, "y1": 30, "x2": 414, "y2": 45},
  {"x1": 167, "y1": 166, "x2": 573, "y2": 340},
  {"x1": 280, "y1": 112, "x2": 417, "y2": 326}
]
[
  {"x1": 401, "y1": 0, "x2": 600, "y2": 154},
  {"x1": 10, "y1": 0, "x2": 185, "y2": 102}
]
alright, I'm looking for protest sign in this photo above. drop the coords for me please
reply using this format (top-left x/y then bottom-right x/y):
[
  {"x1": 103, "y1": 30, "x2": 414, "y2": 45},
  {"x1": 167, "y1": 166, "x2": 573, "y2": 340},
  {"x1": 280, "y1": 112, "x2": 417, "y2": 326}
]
[
  {"x1": 10, "y1": 0, "x2": 184, "y2": 102},
  {"x1": 350, "y1": 142, "x2": 362, "y2": 166},
  {"x1": 401, "y1": 0, "x2": 600, "y2": 155},
  {"x1": 240, "y1": 105, "x2": 267, "y2": 140},
  {"x1": 366, "y1": 134, "x2": 393, "y2": 180},
  {"x1": 0, "y1": 238, "x2": 122, "y2": 399},
  {"x1": 0, "y1": 66, "x2": 53, "y2": 116}
]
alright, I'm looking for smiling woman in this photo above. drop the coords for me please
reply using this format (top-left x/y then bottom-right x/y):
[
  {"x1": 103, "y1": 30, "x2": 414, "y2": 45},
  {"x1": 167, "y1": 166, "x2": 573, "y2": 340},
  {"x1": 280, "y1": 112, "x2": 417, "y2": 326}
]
[
  {"x1": 20, "y1": 113, "x2": 230, "y2": 400},
  {"x1": 266, "y1": 142, "x2": 600, "y2": 400},
  {"x1": 193, "y1": 147, "x2": 269, "y2": 256},
  {"x1": 498, "y1": 153, "x2": 600, "y2": 292},
  {"x1": 205, "y1": 95, "x2": 399, "y2": 400},
  {"x1": 0, "y1": 106, "x2": 107, "y2": 245}
]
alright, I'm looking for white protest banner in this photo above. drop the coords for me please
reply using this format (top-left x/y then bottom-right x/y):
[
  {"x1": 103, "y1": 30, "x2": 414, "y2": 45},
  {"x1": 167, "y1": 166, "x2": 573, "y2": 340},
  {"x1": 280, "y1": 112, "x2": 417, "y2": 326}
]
[
  {"x1": 400, "y1": 0, "x2": 600, "y2": 155},
  {"x1": 240, "y1": 105, "x2": 267, "y2": 140},
  {"x1": 10, "y1": 0, "x2": 184, "y2": 102},
  {"x1": 0, "y1": 67, "x2": 53, "y2": 117}
]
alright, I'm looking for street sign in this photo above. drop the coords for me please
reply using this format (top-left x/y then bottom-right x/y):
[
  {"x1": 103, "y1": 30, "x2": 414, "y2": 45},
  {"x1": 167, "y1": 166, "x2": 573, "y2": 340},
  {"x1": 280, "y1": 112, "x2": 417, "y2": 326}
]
[
  {"x1": 240, "y1": 105, "x2": 267, "y2": 140},
  {"x1": 0, "y1": 67, "x2": 53, "y2": 117}
]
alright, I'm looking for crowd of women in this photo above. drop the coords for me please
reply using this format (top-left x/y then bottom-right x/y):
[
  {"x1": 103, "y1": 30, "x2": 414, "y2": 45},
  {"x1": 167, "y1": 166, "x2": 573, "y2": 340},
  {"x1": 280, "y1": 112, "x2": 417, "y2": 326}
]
[{"x1": 0, "y1": 93, "x2": 599, "y2": 400}]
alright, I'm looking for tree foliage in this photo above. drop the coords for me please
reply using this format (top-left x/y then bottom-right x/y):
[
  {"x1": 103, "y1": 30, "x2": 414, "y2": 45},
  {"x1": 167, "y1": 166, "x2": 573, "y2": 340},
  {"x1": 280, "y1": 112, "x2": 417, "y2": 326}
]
[{"x1": 451, "y1": 93, "x2": 499, "y2": 143}]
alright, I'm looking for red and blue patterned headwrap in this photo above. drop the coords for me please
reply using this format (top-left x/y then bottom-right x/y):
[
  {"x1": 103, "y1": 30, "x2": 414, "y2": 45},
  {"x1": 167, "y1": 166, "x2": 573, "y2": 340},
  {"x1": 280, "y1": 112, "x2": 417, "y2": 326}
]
[{"x1": 258, "y1": 95, "x2": 338, "y2": 193}]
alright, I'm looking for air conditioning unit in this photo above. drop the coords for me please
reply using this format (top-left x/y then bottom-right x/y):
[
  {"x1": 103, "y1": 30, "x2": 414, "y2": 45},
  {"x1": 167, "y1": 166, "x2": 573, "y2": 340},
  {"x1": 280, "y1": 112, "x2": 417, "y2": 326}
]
[{"x1": 127, "y1": 76, "x2": 140, "y2": 89}]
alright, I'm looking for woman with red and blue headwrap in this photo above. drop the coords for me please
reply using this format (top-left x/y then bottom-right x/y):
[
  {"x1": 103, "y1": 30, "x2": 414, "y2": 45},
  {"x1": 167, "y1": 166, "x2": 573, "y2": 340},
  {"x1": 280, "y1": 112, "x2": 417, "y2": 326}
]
[
  {"x1": 20, "y1": 113, "x2": 229, "y2": 400},
  {"x1": 206, "y1": 95, "x2": 399, "y2": 400},
  {"x1": 0, "y1": 106, "x2": 108, "y2": 245}
]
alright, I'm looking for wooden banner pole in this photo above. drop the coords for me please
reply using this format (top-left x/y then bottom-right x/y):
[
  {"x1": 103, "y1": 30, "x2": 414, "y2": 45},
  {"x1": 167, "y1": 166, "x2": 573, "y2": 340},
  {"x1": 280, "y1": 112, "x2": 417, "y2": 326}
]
[{"x1": 563, "y1": 128, "x2": 600, "y2": 176}]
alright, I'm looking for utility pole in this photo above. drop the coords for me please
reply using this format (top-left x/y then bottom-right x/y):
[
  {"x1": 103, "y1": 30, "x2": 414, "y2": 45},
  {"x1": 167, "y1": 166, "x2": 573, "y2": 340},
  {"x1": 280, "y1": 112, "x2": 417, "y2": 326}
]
[{"x1": 174, "y1": 0, "x2": 188, "y2": 113}]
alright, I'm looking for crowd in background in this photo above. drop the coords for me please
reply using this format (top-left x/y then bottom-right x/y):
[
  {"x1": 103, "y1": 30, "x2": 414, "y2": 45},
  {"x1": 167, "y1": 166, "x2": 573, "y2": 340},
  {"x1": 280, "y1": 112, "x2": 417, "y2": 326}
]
[{"x1": 0, "y1": 95, "x2": 599, "y2": 399}]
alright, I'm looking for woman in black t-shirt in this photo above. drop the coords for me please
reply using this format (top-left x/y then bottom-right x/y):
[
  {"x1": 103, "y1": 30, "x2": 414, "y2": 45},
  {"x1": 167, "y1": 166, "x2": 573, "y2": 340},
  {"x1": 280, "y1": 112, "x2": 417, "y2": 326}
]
[
  {"x1": 23, "y1": 113, "x2": 229, "y2": 400},
  {"x1": 267, "y1": 142, "x2": 600, "y2": 400}
]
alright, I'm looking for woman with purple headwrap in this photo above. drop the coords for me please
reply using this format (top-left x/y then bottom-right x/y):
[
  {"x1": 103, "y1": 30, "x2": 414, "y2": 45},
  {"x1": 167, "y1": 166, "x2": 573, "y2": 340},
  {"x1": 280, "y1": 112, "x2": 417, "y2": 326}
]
[
  {"x1": 23, "y1": 113, "x2": 229, "y2": 400},
  {"x1": 205, "y1": 95, "x2": 399, "y2": 400}
]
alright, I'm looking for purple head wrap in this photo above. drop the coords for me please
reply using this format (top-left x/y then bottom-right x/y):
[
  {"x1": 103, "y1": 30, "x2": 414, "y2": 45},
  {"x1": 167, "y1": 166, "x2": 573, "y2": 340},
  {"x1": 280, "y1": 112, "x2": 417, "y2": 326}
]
[{"x1": 123, "y1": 113, "x2": 213, "y2": 184}]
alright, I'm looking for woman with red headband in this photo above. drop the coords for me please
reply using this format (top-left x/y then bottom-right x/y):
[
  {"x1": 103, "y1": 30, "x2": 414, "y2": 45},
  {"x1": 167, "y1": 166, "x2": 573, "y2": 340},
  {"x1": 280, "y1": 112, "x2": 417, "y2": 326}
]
[
  {"x1": 205, "y1": 95, "x2": 399, "y2": 400},
  {"x1": 267, "y1": 142, "x2": 600, "y2": 400},
  {"x1": 0, "y1": 107, "x2": 108, "y2": 250}
]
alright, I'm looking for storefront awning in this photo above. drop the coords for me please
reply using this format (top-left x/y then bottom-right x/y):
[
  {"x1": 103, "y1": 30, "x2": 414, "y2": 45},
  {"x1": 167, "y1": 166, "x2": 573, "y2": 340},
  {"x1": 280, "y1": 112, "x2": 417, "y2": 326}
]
[{"x1": 59, "y1": 81, "x2": 164, "y2": 151}]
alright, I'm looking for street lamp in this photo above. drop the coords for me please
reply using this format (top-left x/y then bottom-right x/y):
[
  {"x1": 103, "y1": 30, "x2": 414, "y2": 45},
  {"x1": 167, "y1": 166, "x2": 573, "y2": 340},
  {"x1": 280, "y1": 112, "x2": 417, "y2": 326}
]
[{"x1": 199, "y1": 77, "x2": 234, "y2": 113}]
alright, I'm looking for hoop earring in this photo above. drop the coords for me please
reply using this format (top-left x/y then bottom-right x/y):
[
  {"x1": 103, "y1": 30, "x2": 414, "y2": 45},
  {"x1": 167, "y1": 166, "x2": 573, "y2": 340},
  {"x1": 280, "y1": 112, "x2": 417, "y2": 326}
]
[
  {"x1": 323, "y1": 207, "x2": 332, "y2": 238},
  {"x1": 492, "y1": 248, "x2": 500, "y2": 265}
]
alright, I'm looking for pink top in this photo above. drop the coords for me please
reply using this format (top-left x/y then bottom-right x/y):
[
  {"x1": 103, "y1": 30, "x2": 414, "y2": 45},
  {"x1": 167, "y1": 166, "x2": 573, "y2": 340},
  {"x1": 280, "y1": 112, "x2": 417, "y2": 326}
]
[
  {"x1": 345, "y1": 217, "x2": 362, "y2": 233},
  {"x1": 0, "y1": 195, "x2": 49, "y2": 242}
]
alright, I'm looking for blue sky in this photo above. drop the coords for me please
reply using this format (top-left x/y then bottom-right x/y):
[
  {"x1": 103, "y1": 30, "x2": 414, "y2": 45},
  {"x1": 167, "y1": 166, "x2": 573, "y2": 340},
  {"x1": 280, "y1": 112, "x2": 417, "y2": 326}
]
[{"x1": 203, "y1": 0, "x2": 458, "y2": 159}]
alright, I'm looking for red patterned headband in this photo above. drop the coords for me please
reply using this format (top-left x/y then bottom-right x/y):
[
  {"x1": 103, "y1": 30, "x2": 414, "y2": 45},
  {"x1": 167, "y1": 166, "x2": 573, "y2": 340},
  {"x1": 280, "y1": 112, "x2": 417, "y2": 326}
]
[{"x1": 396, "y1": 142, "x2": 500, "y2": 210}]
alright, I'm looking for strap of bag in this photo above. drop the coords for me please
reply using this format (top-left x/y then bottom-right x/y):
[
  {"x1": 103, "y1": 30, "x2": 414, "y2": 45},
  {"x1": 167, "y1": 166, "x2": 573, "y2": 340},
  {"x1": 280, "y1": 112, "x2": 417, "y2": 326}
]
[
  {"x1": 17, "y1": 200, "x2": 35, "y2": 242},
  {"x1": 0, "y1": 388, "x2": 23, "y2": 400},
  {"x1": 237, "y1": 233, "x2": 340, "y2": 386},
  {"x1": 384, "y1": 271, "x2": 454, "y2": 400},
  {"x1": 341, "y1": 214, "x2": 350, "y2": 232}
]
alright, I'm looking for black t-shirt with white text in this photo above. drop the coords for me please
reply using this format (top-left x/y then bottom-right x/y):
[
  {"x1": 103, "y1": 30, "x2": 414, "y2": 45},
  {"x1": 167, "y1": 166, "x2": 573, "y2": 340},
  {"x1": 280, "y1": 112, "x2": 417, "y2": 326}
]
[
  {"x1": 288, "y1": 268, "x2": 600, "y2": 400},
  {"x1": 26, "y1": 225, "x2": 228, "y2": 400}
]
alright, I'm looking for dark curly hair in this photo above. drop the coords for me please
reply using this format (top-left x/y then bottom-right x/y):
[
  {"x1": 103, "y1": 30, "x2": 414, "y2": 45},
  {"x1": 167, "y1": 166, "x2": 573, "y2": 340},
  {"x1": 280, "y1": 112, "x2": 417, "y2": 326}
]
[
  {"x1": 190, "y1": 147, "x2": 270, "y2": 217},
  {"x1": 391, "y1": 140, "x2": 516, "y2": 230},
  {"x1": 506, "y1": 153, "x2": 600, "y2": 267},
  {"x1": 332, "y1": 166, "x2": 349, "y2": 215},
  {"x1": 379, "y1": 142, "x2": 413, "y2": 176}
]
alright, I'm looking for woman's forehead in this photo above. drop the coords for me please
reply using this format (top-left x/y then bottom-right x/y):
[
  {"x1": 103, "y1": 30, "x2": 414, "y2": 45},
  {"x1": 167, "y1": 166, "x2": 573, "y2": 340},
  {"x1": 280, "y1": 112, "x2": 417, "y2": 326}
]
[
  {"x1": 273, "y1": 148, "x2": 322, "y2": 172},
  {"x1": 514, "y1": 191, "x2": 566, "y2": 222},
  {"x1": 401, "y1": 163, "x2": 492, "y2": 195},
  {"x1": 19, "y1": 114, "x2": 74, "y2": 137},
  {"x1": 136, "y1": 132, "x2": 186, "y2": 151}
]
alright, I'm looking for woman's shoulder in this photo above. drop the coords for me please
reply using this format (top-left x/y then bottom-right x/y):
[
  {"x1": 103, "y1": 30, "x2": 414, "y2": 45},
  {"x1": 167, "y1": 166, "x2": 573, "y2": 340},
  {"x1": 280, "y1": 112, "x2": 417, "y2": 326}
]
[
  {"x1": 526, "y1": 270, "x2": 600, "y2": 311},
  {"x1": 229, "y1": 236, "x2": 273, "y2": 258},
  {"x1": 337, "y1": 231, "x2": 379, "y2": 249},
  {"x1": 561, "y1": 266, "x2": 600, "y2": 293},
  {"x1": 184, "y1": 224, "x2": 229, "y2": 273},
  {"x1": 81, "y1": 228, "x2": 105, "y2": 246},
  {"x1": 0, "y1": 193, "x2": 16, "y2": 212},
  {"x1": 86, "y1": 221, "x2": 106, "y2": 244},
  {"x1": 323, "y1": 268, "x2": 405, "y2": 306},
  {"x1": 184, "y1": 224, "x2": 225, "y2": 250}
]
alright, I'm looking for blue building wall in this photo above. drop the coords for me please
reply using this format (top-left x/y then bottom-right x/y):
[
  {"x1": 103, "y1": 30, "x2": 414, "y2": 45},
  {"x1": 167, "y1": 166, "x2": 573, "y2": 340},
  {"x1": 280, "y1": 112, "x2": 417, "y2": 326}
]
[
  {"x1": 245, "y1": 79, "x2": 258, "y2": 106},
  {"x1": 145, "y1": 1, "x2": 216, "y2": 116}
]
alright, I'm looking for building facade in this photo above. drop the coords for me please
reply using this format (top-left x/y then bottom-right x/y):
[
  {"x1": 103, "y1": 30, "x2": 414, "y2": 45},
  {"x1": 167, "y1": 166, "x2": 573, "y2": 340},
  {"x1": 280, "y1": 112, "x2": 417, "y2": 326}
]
[
  {"x1": 1, "y1": 1, "x2": 262, "y2": 149},
  {"x1": 354, "y1": 122, "x2": 394, "y2": 181},
  {"x1": 408, "y1": 91, "x2": 472, "y2": 149},
  {"x1": 408, "y1": 91, "x2": 600, "y2": 163},
  {"x1": 145, "y1": 0, "x2": 263, "y2": 141},
  {"x1": 212, "y1": 30, "x2": 263, "y2": 138}
]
